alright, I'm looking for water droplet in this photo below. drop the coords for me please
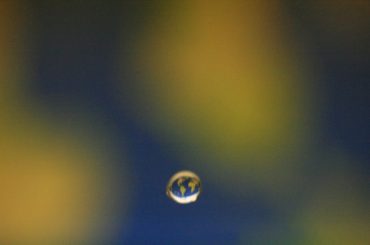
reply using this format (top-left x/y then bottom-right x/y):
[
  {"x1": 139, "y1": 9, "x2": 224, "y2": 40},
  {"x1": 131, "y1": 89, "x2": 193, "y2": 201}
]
[{"x1": 166, "y1": 170, "x2": 201, "y2": 204}]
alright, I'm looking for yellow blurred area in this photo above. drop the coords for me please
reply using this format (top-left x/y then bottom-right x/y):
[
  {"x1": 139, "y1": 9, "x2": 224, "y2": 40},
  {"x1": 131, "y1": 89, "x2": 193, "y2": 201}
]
[
  {"x1": 0, "y1": 123, "x2": 130, "y2": 243},
  {"x1": 0, "y1": 2, "x2": 130, "y2": 243},
  {"x1": 126, "y1": 0, "x2": 315, "y2": 193}
]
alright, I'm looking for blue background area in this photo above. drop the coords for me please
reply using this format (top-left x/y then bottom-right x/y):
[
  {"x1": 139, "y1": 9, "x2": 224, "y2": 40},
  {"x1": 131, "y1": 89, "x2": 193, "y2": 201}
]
[{"x1": 21, "y1": 1, "x2": 369, "y2": 244}]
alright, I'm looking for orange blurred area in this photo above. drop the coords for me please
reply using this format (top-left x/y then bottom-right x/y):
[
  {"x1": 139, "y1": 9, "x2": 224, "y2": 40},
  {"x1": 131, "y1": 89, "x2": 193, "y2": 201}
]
[
  {"x1": 0, "y1": 123, "x2": 130, "y2": 243},
  {"x1": 124, "y1": 0, "x2": 316, "y2": 194}
]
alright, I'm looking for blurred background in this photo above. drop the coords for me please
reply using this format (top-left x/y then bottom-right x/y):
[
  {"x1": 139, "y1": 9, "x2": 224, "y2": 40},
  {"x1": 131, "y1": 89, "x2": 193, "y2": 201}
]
[{"x1": 0, "y1": 1, "x2": 369, "y2": 244}]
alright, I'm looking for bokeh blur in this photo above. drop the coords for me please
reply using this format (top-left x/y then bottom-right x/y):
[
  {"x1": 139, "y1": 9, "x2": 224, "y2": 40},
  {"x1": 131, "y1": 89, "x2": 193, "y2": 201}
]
[{"x1": 0, "y1": 1, "x2": 369, "y2": 244}]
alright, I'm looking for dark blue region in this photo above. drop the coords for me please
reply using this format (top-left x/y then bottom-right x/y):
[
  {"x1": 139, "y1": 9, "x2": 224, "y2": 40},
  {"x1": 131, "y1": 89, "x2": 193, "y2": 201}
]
[
  {"x1": 287, "y1": 0, "x2": 370, "y2": 164},
  {"x1": 125, "y1": 216, "x2": 237, "y2": 245},
  {"x1": 119, "y1": 122, "x2": 275, "y2": 244},
  {"x1": 111, "y1": 104, "x2": 274, "y2": 243}
]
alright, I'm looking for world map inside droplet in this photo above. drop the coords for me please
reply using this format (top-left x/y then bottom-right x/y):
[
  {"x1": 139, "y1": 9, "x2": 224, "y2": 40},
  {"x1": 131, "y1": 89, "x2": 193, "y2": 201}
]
[{"x1": 166, "y1": 171, "x2": 201, "y2": 204}]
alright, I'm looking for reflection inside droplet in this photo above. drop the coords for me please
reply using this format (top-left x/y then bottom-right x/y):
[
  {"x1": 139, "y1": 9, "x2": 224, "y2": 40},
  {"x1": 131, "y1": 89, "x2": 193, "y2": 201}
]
[{"x1": 166, "y1": 171, "x2": 201, "y2": 204}]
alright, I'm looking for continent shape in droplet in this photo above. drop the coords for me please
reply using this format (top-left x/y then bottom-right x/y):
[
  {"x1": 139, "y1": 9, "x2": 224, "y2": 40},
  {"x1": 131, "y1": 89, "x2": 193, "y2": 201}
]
[{"x1": 166, "y1": 170, "x2": 201, "y2": 204}]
